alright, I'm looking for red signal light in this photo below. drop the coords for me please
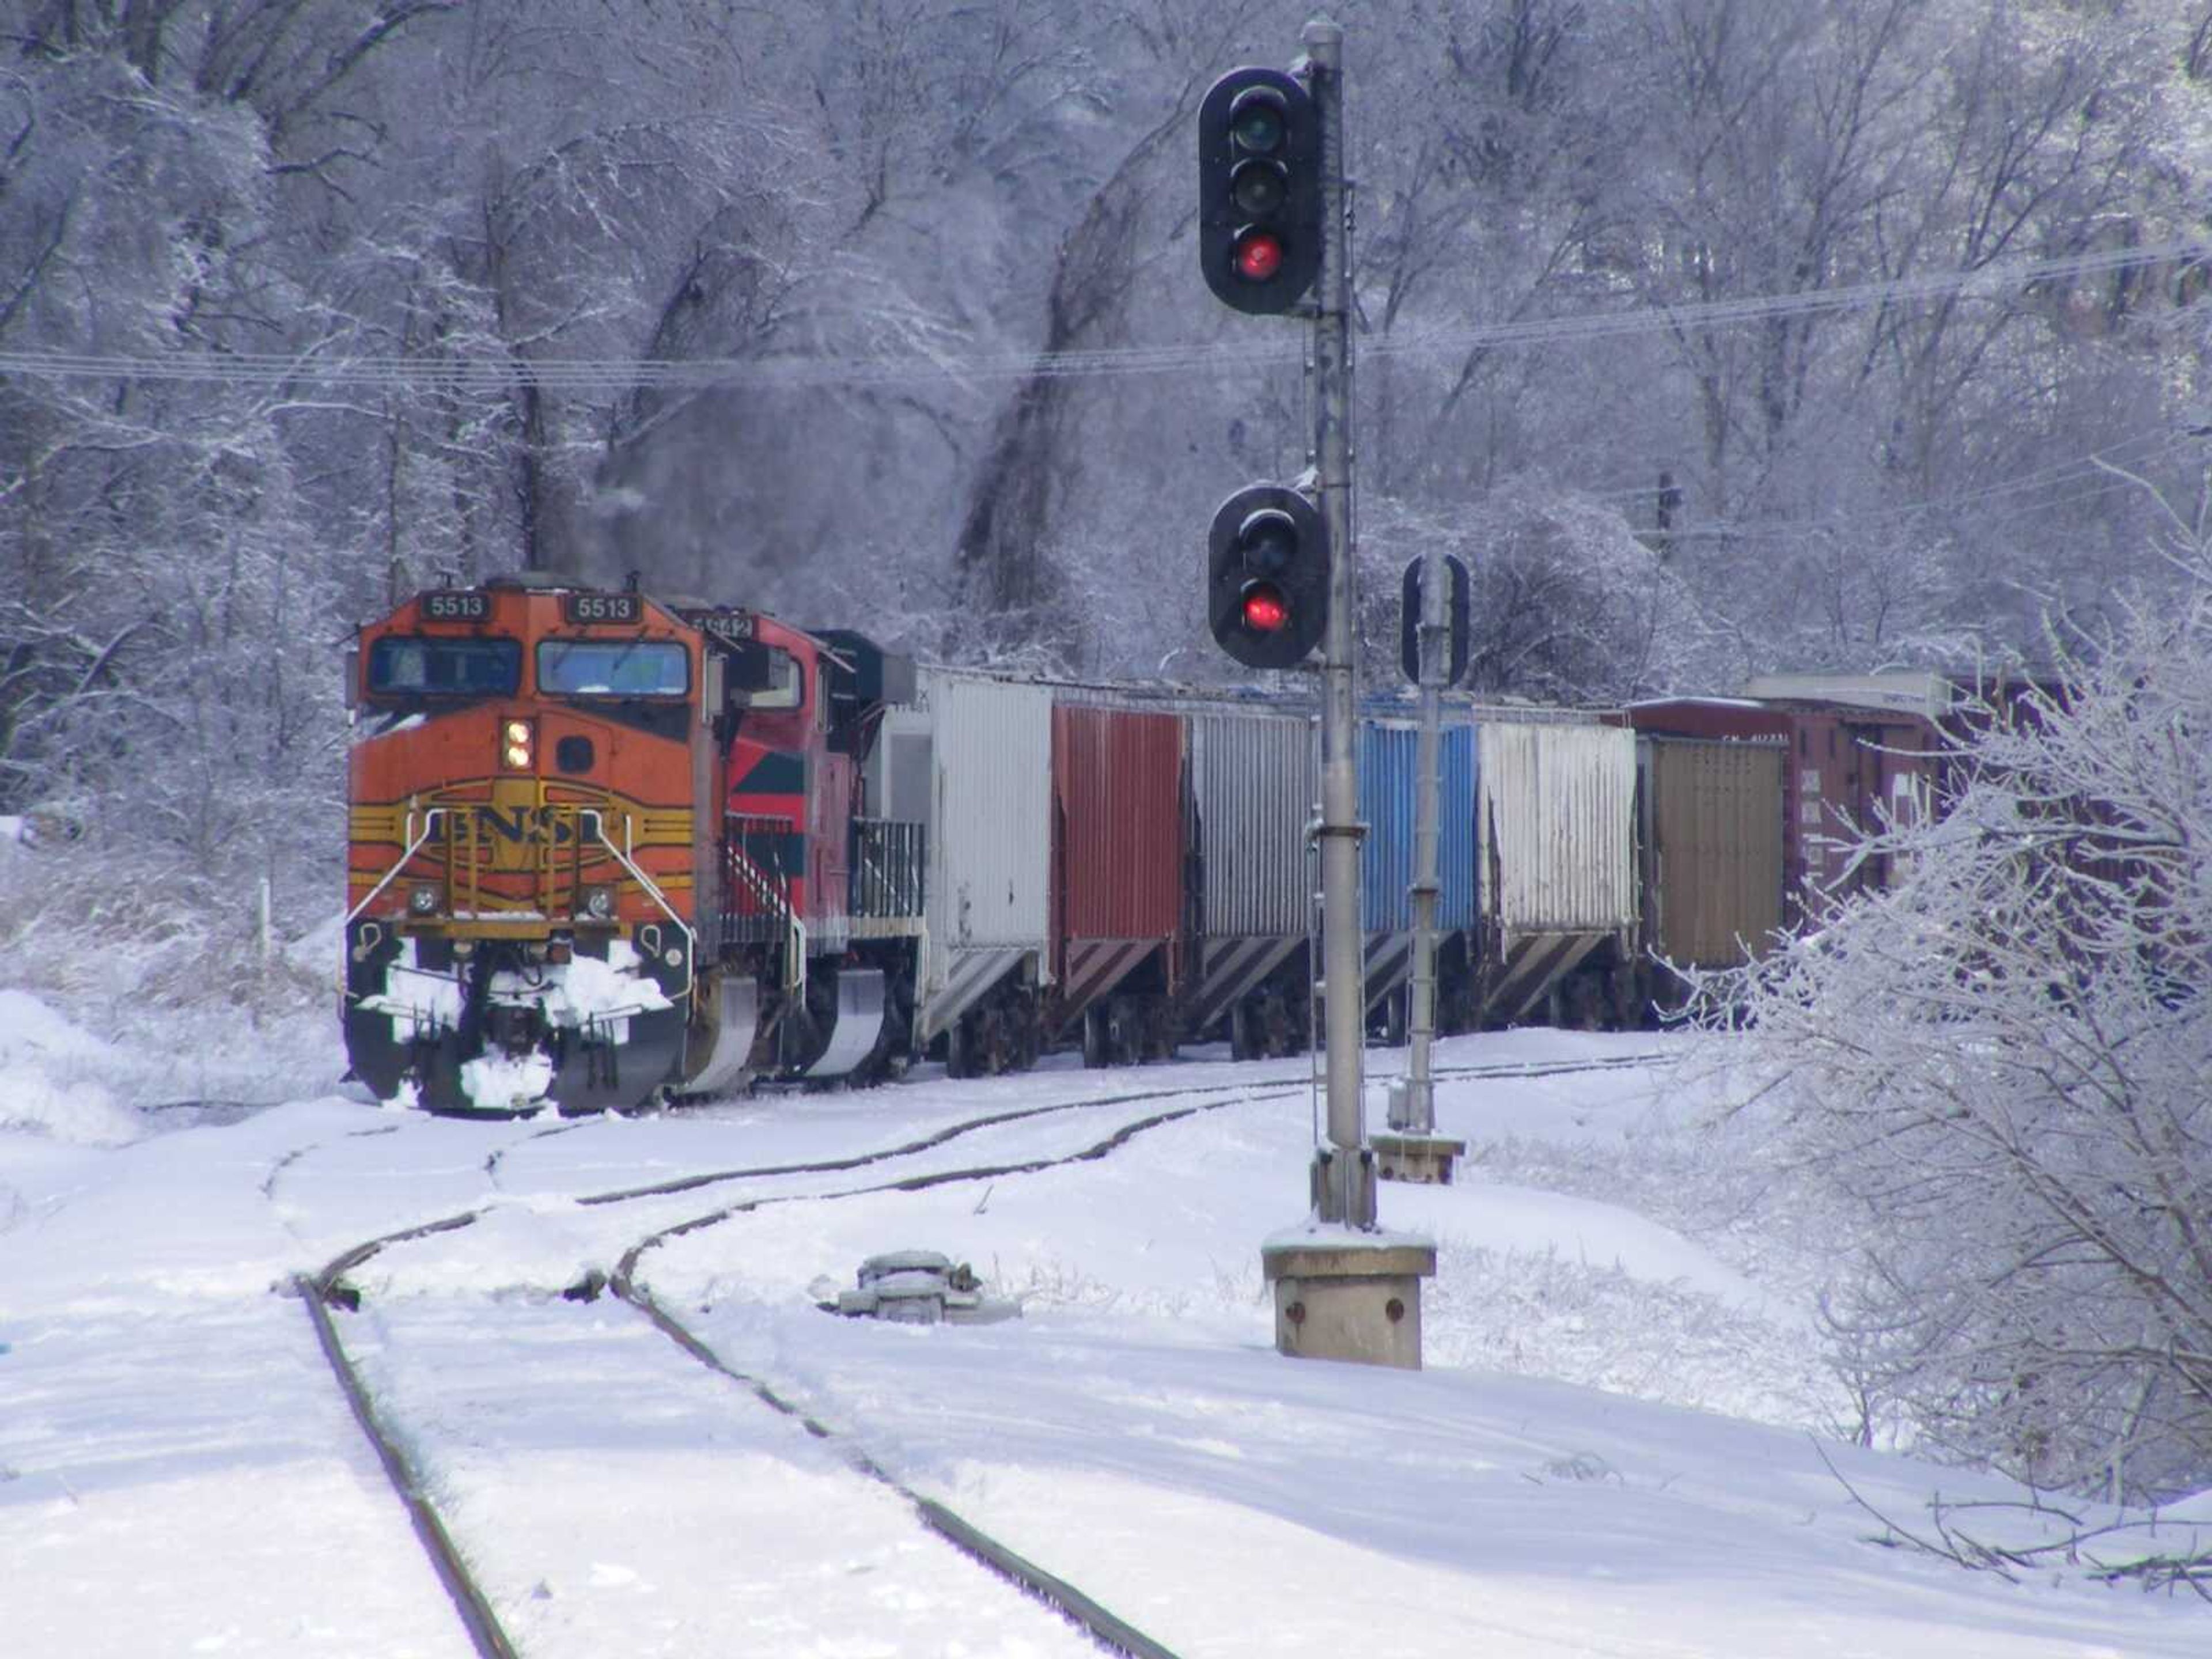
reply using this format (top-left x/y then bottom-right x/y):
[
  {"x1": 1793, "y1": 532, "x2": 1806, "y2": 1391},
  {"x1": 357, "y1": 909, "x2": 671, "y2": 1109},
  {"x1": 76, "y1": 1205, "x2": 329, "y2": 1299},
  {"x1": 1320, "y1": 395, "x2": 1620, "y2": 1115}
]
[
  {"x1": 1241, "y1": 584, "x2": 1291, "y2": 632},
  {"x1": 1234, "y1": 231, "x2": 1285, "y2": 282}
]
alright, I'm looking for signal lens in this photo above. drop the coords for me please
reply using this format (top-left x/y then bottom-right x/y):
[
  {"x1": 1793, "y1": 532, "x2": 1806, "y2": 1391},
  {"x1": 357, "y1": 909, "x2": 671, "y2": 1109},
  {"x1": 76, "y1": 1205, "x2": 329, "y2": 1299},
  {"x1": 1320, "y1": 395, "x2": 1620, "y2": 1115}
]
[
  {"x1": 1234, "y1": 232, "x2": 1285, "y2": 282},
  {"x1": 1244, "y1": 522, "x2": 1294, "y2": 574},
  {"x1": 1241, "y1": 584, "x2": 1291, "y2": 633},
  {"x1": 1230, "y1": 92, "x2": 1286, "y2": 153},
  {"x1": 1231, "y1": 159, "x2": 1287, "y2": 217}
]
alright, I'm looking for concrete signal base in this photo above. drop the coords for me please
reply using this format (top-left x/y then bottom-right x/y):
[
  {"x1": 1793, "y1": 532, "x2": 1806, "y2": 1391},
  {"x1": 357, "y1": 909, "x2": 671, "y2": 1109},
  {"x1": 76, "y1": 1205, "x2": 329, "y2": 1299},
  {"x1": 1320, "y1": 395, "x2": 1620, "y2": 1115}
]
[
  {"x1": 1262, "y1": 1232, "x2": 1438, "y2": 1370},
  {"x1": 1371, "y1": 1132, "x2": 1468, "y2": 1185}
]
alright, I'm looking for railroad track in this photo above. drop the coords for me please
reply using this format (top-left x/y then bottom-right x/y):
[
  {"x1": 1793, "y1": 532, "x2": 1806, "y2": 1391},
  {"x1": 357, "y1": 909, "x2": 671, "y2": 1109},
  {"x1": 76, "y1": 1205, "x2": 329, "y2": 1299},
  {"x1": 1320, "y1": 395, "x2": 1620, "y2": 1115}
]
[
  {"x1": 297, "y1": 1074, "x2": 1306, "y2": 1658},
  {"x1": 287, "y1": 1046, "x2": 1677, "y2": 1656}
]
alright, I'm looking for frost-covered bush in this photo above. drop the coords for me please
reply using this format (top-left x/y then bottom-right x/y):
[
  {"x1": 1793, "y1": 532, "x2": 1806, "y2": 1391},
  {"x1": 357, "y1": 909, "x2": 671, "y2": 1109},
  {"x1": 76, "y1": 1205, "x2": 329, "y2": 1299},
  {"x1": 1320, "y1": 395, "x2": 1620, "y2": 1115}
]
[
  {"x1": 1695, "y1": 593, "x2": 2212, "y2": 1503},
  {"x1": 1358, "y1": 487, "x2": 1728, "y2": 703}
]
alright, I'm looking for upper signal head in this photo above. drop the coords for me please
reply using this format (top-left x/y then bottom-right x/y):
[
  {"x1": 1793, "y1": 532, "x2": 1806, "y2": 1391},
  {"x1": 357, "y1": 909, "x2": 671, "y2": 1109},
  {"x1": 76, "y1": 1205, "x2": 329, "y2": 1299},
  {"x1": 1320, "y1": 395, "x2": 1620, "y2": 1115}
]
[{"x1": 1198, "y1": 67, "x2": 1323, "y2": 316}]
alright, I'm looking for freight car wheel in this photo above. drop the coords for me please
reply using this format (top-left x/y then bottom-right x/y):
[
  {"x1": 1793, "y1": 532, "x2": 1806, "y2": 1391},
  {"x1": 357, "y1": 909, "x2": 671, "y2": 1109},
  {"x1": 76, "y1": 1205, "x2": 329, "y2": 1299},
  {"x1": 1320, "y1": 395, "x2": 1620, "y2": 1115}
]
[
  {"x1": 977, "y1": 1003, "x2": 1011, "y2": 1074},
  {"x1": 1081, "y1": 1004, "x2": 1109, "y2": 1070},
  {"x1": 1105, "y1": 999, "x2": 1141, "y2": 1067},
  {"x1": 1143, "y1": 998, "x2": 1176, "y2": 1062},
  {"x1": 945, "y1": 1014, "x2": 975, "y2": 1080},
  {"x1": 1229, "y1": 1001, "x2": 1257, "y2": 1062}
]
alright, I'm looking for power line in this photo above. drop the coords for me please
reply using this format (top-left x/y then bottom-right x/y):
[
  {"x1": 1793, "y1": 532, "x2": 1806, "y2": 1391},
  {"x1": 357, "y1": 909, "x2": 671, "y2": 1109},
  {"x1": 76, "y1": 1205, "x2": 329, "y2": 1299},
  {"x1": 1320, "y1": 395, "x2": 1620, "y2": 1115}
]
[
  {"x1": 1371, "y1": 240, "x2": 2204, "y2": 362},
  {"x1": 0, "y1": 240, "x2": 2197, "y2": 394},
  {"x1": 1664, "y1": 430, "x2": 2199, "y2": 541}
]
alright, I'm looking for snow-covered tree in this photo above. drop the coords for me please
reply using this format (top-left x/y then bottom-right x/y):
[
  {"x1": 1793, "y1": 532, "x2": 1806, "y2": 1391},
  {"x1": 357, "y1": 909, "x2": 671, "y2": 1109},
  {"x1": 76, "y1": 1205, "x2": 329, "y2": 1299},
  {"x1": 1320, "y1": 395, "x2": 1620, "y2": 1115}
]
[
  {"x1": 1695, "y1": 584, "x2": 2212, "y2": 1503},
  {"x1": 1358, "y1": 486, "x2": 1728, "y2": 702}
]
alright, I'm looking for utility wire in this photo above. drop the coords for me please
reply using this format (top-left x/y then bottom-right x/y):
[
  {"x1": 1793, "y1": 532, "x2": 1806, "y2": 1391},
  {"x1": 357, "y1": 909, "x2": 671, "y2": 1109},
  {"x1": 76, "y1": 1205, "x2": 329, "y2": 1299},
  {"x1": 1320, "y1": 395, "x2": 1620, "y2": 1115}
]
[
  {"x1": 0, "y1": 240, "x2": 2197, "y2": 393},
  {"x1": 1664, "y1": 430, "x2": 2199, "y2": 540}
]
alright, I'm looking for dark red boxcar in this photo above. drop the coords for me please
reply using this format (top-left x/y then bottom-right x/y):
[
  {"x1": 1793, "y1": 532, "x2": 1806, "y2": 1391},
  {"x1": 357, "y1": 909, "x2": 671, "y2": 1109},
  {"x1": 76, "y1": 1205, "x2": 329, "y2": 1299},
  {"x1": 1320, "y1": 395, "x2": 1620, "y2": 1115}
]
[{"x1": 1050, "y1": 703, "x2": 1185, "y2": 1057}]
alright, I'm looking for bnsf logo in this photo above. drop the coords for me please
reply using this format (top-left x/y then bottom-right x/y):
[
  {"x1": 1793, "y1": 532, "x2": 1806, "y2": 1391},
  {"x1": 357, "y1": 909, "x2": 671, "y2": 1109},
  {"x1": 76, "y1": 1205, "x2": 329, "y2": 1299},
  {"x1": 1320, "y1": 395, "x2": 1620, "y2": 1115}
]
[{"x1": 473, "y1": 805, "x2": 585, "y2": 847}]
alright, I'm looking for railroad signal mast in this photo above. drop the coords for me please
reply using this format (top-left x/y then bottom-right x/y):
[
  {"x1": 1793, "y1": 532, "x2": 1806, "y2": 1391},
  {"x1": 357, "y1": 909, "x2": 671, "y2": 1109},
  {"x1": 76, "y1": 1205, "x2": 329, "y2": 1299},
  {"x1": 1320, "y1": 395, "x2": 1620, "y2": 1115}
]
[
  {"x1": 1376, "y1": 552, "x2": 1472, "y2": 1188},
  {"x1": 1200, "y1": 20, "x2": 1434, "y2": 1369}
]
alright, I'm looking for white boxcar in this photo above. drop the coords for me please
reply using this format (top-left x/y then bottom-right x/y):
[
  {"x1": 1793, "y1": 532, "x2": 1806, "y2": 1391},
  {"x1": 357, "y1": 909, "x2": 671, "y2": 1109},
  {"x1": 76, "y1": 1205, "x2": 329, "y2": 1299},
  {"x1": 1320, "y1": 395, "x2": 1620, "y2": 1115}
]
[
  {"x1": 1475, "y1": 714, "x2": 1639, "y2": 1021},
  {"x1": 885, "y1": 666, "x2": 1055, "y2": 1047},
  {"x1": 1185, "y1": 701, "x2": 1315, "y2": 1035}
]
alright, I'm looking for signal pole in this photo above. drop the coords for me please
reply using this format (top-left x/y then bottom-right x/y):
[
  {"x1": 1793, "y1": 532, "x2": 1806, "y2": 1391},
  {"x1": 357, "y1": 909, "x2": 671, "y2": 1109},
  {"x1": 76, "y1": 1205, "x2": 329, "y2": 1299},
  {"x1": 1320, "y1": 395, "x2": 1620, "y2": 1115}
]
[
  {"x1": 1400, "y1": 548, "x2": 1446, "y2": 1128},
  {"x1": 1253, "y1": 18, "x2": 1435, "y2": 1369},
  {"x1": 1376, "y1": 545, "x2": 1469, "y2": 1185},
  {"x1": 1305, "y1": 17, "x2": 1370, "y2": 1233}
]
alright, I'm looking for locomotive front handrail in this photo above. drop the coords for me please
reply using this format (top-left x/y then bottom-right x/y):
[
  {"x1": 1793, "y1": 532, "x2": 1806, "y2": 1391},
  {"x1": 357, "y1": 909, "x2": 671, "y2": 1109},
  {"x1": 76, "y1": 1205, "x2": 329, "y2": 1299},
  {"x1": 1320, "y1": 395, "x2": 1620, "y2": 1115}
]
[
  {"x1": 344, "y1": 806, "x2": 449, "y2": 927},
  {"x1": 582, "y1": 809, "x2": 696, "y2": 1002}
]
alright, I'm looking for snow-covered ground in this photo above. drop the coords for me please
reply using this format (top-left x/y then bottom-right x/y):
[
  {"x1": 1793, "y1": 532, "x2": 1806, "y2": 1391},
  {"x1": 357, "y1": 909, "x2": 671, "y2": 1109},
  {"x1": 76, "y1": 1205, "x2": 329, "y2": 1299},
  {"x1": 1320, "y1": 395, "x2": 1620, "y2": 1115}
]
[{"x1": 2, "y1": 994, "x2": 2204, "y2": 1657}]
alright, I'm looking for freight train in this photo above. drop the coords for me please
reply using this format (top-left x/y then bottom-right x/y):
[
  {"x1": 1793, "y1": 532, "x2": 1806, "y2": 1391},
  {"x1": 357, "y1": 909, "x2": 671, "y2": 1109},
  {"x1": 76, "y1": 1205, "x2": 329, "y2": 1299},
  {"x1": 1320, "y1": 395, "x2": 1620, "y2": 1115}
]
[{"x1": 342, "y1": 573, "x2": 1943, "y2": 1115}]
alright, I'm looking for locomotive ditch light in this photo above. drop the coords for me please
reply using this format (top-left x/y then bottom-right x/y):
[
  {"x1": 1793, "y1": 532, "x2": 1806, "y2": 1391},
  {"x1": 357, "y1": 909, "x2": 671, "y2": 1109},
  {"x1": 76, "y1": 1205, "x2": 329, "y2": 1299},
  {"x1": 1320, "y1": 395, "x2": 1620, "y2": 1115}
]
[
  {"x1": 578, "y1": 885, "x2": 616, "y2": 921},
  {"x1": 501, "y1": 717, "x2": 535, "y2": 771},
  {"x1": 408, "y1": 884, "x2": 441, "y2": 916}
]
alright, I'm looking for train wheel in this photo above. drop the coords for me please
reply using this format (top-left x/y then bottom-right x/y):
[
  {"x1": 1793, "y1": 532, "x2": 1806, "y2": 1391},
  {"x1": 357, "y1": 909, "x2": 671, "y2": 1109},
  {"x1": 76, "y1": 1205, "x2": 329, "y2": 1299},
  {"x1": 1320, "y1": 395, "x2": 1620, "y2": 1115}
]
[
  {"x1": 1229, "y1": 1000, "x2": 1257, "y2": 1061},
  {"x1": 1146, "y1": 998, "x2": 1176, "y2": 1061},
  {"x1": 946, "y1": 1014, "x2": 974, "y2": 1079},
  {"x1": 1082, "y1": 1003, "x2": 1109, "y2": 1069},
  {"x1": 990, "y1": 1004, "x2": 1020, "y2": 1073},
  {"x1": 1015, "y1": 996, "x2": 1041, "y2": 1071},
  {"x1": 1107, "y1": 999, "x2": 1138, "y2": 1067},
  {"x1": 1610, "y1": 961, "x2": 1645, "y2": 1030}
]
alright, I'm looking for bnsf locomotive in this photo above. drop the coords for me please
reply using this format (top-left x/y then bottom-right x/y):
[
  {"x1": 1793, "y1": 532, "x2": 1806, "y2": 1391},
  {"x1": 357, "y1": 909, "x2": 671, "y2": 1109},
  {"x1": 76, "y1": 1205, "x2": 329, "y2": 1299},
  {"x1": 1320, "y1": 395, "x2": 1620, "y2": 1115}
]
[
  {"x1": 345, "y1": 574, "x2": 1956, "y2": 1116},
  {"x1": 343, "y1": 573, "x2": 922, "y2": 1114}
]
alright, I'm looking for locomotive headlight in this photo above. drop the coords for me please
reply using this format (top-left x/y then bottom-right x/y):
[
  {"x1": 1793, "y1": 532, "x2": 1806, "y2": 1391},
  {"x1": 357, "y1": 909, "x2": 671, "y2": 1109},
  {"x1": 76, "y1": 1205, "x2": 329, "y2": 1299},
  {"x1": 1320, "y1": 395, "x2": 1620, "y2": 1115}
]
[
  {"x1": 501, "y1": 718, "x2": 535, "y2": 771},
  {"x1": 407, "y1": 884, "x2": 441, "y2": 916},
  {"x1": 578, "y1": 885, "x2": 616, "y2": 921}
]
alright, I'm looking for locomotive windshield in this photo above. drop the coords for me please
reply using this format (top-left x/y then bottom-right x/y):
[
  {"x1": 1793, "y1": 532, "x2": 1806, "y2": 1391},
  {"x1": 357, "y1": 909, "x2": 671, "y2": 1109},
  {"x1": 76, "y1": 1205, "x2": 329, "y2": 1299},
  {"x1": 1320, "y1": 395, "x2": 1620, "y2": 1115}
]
[
  {"x1": 743, "y1": 646, "x2": 805, "y2": 712},
  {"x1": 537, "y1": 639, "x2": 690, "y2": 698},
  {"x1": 367, "y1": 635, "x2": 521, "y2": 697}
]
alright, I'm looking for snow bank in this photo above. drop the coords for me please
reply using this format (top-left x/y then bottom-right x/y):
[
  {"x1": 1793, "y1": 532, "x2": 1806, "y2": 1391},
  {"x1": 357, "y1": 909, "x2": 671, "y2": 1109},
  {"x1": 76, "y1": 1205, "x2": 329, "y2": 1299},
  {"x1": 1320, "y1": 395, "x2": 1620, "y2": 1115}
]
[{"x1": 0, "y1": 989, "x2": 141, "y2": 1145}]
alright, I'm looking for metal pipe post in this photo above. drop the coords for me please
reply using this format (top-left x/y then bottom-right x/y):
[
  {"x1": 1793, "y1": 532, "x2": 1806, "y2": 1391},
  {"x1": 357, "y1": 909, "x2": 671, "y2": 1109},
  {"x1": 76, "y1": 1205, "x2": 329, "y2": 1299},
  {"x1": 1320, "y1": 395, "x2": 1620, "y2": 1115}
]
[
  {"x1": 1392, "y1": 546, "x2": 1444, "y2": 1135},
  {"x1": 1303, "y1": 17, "x2": 1374, "y2": 1230}
]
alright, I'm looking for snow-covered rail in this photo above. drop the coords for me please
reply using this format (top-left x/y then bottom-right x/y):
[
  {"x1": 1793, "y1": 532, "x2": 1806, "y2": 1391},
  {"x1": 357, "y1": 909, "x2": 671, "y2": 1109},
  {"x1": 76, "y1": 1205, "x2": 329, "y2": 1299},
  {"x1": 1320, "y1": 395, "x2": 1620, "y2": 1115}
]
[
  {"x1": 295, "y1": 1272, "x2": 524, "y2": 1659},
  {"x1": 294, "y1": 1074, "x2": 1303, "y2": 1658},
  {"x1": 289, "y1": 1050, "x2": 1673, "y2": 1654}
]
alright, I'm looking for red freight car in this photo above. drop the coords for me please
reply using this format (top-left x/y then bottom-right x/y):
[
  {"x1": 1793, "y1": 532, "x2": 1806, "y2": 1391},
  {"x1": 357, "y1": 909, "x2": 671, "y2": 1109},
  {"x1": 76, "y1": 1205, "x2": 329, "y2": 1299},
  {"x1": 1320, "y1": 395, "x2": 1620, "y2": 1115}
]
[{"x1": 1050, "y1": 702, "x2": 1187, "y2": 1066}]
